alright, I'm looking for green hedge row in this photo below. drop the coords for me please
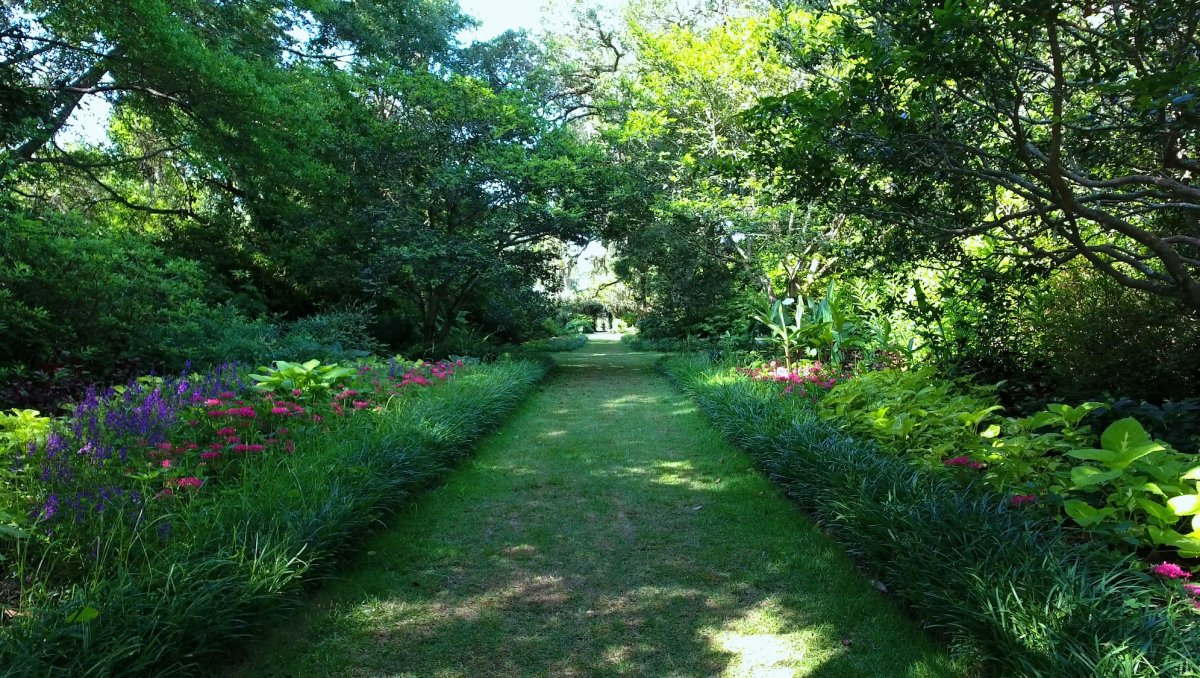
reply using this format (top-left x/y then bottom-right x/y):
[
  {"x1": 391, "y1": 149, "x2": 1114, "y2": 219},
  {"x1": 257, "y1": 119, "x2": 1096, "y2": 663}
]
[
  {"x1": 519, "y1": 334, "x2": 588, "y2": 353},
  {"x1": 662, "y1": 355, "x2": 1199, "y2": 677},
  {"x1": 0, "y1": 359, "x2": 549, "y2": 676}
]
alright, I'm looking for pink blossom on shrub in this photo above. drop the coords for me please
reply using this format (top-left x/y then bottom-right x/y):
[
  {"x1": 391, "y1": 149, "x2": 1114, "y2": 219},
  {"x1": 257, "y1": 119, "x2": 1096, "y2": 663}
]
[
  {"x1": 943, "y1": 456, "x2": 985, "y2": 470},
  {"x1": 1152, "y1": 562, "x2": 1192, "y2": 579},
  {"x1": 176, "y1": 477, "x2": 203, "y2": 489},
  {"x1": 1009, "y1": 494, "x2": 1037, "y2": 507},
  {"x1": 200, "y1": 451, "x2": 221, "y2": 460},
  {"x1": 1183, "y1": 583, "x2": 1200, "y2": 597},
  {"x1": 271, "y1": 407, "x2": 291, "y2": 416}
]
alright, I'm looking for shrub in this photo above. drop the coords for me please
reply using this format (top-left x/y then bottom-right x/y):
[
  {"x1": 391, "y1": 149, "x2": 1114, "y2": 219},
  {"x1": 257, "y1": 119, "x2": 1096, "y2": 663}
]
[
  {"x1": 1032, "y1": 267, "x2": 1200, "y2": 403},
  {"x1": 563, "y1": 315, "x2": 595, "y2": 334},
  {"x1": 663, "y1": 355, "x2": 1200, "y2": 676},
  {"x1": 521, "y1": 335, "x2": 588, "y2": 353}
]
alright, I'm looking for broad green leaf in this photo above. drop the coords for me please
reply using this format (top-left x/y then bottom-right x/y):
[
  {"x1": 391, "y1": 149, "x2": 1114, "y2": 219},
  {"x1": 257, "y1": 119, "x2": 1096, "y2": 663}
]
[
  {"x1": 0, "y1": 524, "x2": 28, "y2": 539},
  {"x1": 1100, "y1": 417, "x2": 1153, "y2": 453},
  {"x1": 1064, "y1": 499, "x2": 1107, "y2": 527},
  {"x1": 1182, "y1": 466, "x2": 1200, "y2": 481},
  {"x1": 1168, "y1": 494, "x2": 1200, "y2": 516},
  {"x1": 1112, "y1": 442, "x2": 1165, "y2": 469},
  {"x1": 1138, "y1": 482, "x2": 1166, "y2": 497},
  {"x1": 1066, "y1": 448, "x2": 1116, "y2": 464},
  {"x1": 1070, "y1": 465, "x2": 1122, "y2": 488},
  {"x1": 67, "y1": 606, "x2": 99, "y2": 623},
  {"x1": 1136, "y1": 497, "x2": 1177, "y2": 524}
]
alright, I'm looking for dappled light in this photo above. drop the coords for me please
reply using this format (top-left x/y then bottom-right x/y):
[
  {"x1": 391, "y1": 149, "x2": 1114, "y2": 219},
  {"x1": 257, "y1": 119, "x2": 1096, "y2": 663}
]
[
  {"x1": 233, "y1": 340, "x2": 957, "y2": 677},
  {"x1": 2, "y1": 0, "x2": 1196, "y2": 672}
]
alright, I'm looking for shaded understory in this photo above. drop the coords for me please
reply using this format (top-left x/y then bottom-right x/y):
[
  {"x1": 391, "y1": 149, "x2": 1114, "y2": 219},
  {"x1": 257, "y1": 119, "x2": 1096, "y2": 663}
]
[{"x1": 233, "y1": 340, "x2": 960, "y2": 676}]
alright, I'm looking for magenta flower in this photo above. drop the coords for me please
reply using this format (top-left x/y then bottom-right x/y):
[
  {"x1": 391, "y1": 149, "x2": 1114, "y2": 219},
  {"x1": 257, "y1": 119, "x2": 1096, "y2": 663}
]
[
  {"x1": 1152, "y1": 562, "x2": 1192, "y2": 580},
  {"x1": 1183, "y1": 583, "x2": 1200, "y2": 597},
  {"x1": 271, "y1": 407, "x2": 291, "y2": 416},
  {"x1": 1009, "y1": 494, "x2": 1037, "y2": 507},
  {"x1": 943, "y1": 456, "x2": 985, "y2": 470},
  {"x1": 200, "y1": 451, "x2": 221, "y2": 461},
  {"x1": 176, "y1": 477, "x2": 203, "y2": 489}
]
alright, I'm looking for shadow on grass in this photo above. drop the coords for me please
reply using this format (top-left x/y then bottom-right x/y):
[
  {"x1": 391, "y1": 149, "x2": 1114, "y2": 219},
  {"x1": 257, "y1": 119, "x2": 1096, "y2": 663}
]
[{"x1": 231, "y1": 338, "x2": 960, "y2": 677}]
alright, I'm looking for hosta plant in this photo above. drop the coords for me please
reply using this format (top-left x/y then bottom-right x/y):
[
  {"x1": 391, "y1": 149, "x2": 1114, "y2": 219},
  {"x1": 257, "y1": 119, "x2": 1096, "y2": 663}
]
[{"x1": 248, "y1": 360, "x2": 356, "y2": 397}]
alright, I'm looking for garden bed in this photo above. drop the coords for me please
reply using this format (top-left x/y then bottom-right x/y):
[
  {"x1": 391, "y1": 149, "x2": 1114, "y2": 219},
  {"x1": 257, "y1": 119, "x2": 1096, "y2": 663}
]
[
  {"x1": 0, "y1": 356, "x2": 549, "y2": 674},
  {"x1": 663, "y1": 354, "x2": 1199, "y2": 676}
]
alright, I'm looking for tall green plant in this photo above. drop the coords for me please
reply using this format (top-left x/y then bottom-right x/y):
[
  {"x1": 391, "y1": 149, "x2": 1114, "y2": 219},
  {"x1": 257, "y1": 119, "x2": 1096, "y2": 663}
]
[{"x1": 754, "y1": 297, "x2": 806, "y2": 368}]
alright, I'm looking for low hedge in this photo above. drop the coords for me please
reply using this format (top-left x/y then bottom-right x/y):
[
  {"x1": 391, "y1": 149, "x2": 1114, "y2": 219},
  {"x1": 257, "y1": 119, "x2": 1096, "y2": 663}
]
[
  {"x1": 0, "y1": 358, "x2": 549, "y2": 675},
  {"x1": 663, "y1": 354, "x2": 1199, "y2": 677},
  {"x1": 520, "y1": 335, "x2": 588, "y2": 353}
]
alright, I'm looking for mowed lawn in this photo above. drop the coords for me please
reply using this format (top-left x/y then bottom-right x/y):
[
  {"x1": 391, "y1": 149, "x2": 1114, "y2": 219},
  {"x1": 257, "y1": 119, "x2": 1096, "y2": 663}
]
[{"x1": 231, "y1": 340, "x2": 962, "y2": 677}]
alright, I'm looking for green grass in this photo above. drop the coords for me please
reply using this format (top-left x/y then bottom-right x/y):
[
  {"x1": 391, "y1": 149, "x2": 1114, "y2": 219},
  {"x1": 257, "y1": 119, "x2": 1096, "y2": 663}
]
[{"x1": 232, "y1": 340, "x2": 960, "y2": 676}]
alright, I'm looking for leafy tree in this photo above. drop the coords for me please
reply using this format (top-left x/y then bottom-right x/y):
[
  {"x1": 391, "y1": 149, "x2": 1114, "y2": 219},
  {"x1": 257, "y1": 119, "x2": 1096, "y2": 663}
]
[{"x1": 753, "y1": 0, "x2": 1200, "y2": 312}]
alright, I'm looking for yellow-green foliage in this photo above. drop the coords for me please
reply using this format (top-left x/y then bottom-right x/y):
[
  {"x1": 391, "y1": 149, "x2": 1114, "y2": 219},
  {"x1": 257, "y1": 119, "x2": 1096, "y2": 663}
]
[
  {"x1": 818, "y1": 369, "x2": 1200, "y2": 556},
  {"x1": 0, "y1": 409, "x2": 50, "y2": 457}
]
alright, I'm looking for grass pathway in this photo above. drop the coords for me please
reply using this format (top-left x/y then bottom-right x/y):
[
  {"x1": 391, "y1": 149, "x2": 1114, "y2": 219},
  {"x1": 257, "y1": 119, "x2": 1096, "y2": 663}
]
[{"x1": 234, "y1": 340, "x2": 960, "y2": 676}]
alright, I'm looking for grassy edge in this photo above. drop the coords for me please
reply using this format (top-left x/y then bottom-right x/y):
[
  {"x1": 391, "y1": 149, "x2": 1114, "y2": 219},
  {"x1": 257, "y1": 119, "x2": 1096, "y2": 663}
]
[
  {"x1": 660, "y1": 354, "x2": 1199, "y2": 677},
  {"x1": 0, "y1": 358, "x2": 552, "y2": 676}
]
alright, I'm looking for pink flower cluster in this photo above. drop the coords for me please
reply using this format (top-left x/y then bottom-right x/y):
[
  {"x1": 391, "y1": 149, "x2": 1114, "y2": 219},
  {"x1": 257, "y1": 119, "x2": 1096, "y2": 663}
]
[
  {"x1": 208, "y1": 407, "x2": 256, "y2": 419},
  {"x1": 1153, "y1": 563, "x2": 1200, "y2": 609},
  {"x1": 1008, "y1": 494, "x2": 1037, "y2": 507},
  {"x1": 943, "y1": 456, "x2": 985, "y2": 470},
  {"x1": 1152, "y1": 562, "x2": 1191, "y2": 580},
  {"x1": 136, "y1": 358, "x2": 465, "y2": 503},
  {"x1": 739, "y1": 361, "x2": 846, "y2": 398}
]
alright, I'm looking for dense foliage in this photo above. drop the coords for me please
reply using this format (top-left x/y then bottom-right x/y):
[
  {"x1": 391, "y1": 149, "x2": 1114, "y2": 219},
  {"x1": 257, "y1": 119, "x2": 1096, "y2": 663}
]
[
  {"x1": 0, "y1": 0, "x2": 610, "y2": 404},
  {"x1": 665, "y1": 355, "x2": 1199, "y2": 676},
  {"x1": 568, "y1": 0, "x2": 1198, "y2": 403},
  {"x1": 0, "y1": 354, "x2": 548, "y2": 673}
]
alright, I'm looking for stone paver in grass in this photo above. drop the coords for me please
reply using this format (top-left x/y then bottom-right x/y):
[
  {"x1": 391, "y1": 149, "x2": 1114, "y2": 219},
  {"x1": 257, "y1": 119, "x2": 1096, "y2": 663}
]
[{"x1": 232, "y1": 339, "x2": 962, "y2": 677}]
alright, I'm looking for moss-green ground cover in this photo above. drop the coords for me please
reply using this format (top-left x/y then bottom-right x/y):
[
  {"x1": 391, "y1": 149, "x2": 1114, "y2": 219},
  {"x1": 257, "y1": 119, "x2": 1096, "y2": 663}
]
[{"x1": 234, "y1": 340, "x2": 959, "y2": 676}]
